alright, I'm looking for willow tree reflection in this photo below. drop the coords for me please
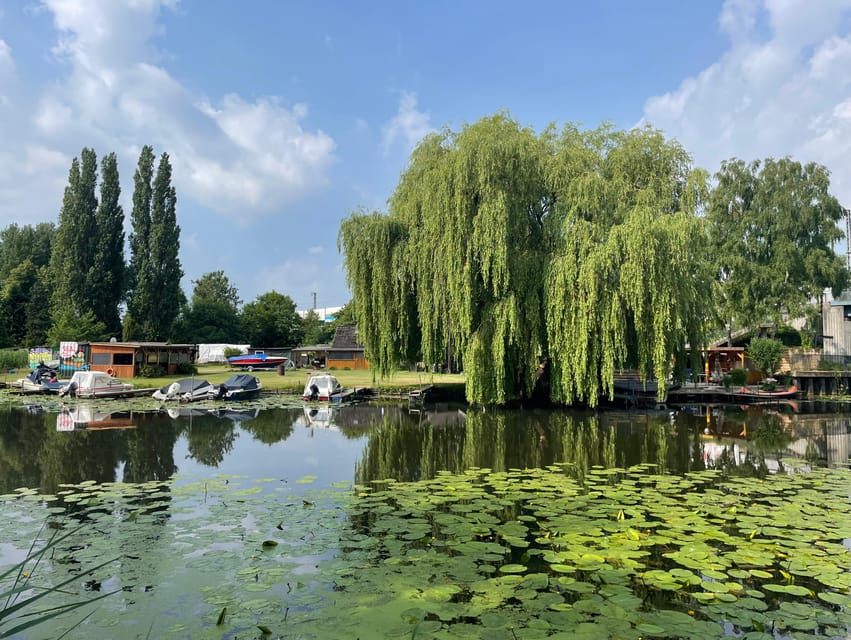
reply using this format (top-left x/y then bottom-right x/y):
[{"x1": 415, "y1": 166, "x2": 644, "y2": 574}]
[
  {"x1": 355, "y1": 408, "x2": 685, "y2": 485},
  {"x1": 0, "y1": 407, "x2": 51, "y2": 492}
]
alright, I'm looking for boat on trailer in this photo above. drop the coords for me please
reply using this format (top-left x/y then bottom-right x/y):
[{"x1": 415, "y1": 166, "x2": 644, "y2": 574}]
[{"x1": 227, "y1": 352, "x2": 288, "y2": 371}]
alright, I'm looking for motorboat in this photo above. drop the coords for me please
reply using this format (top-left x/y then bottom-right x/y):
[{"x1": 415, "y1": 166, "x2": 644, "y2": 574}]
[
  {"x1": 152, "y1": 378, "x2": 218, "y2": 402},
  {"x1": 302, "y1": 373, "x2": 343, "y2": 402},
  {"x1": 216, "y1": 374, "x2": 262, "y2": 400},
  {"x1": 59, "y1": 371, "x2": 134, "y2": 399},
  {"x1": 11, "y1": 363, "x2": 67, "y2": 394},
  {"x1": 227, "y1": 352, "x2": 288, "y2": 371}
]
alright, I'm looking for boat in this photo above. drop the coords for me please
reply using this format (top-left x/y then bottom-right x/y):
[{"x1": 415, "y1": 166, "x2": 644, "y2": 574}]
[
  {"x1": 216, "y1": 374, "x2": 262, "y2": 400},
  {"x1": 731, "y1": 384, "x2": 799, "y2": 403},
  {"x1": 302, "y1": 373, "x2": 344, "y2": 402},
  {"x1": 59, "y1": 371, "x2": 135, "y2": 399},
  {"x1": 227, "y1": 352, "x2": 288, "y2": 371},
  {"x1": 11, "y1": 363, "x2": 67, "y2": 394},
  {"x1": 152, "y1": 378, "x2": 218, "y2": 402}
]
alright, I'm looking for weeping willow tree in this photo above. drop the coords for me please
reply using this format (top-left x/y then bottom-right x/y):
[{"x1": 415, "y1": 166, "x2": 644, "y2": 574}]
[{"x1": 339, "y1": 113, "x2": 714, "y2": 406}]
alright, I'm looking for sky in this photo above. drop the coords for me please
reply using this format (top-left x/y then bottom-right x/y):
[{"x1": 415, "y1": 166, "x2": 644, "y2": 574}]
[{"x1": 0, "y1": 0, "x2": 850, "y2": 313}]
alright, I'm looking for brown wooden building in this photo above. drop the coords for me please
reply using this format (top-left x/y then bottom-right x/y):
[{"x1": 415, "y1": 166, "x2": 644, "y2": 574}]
[
  {"x1": 82, "y1": 342, "x2": 198, "y2": 378},
  {"x1": 291, "y1": 326, "x2": 368, "y2": 370}
]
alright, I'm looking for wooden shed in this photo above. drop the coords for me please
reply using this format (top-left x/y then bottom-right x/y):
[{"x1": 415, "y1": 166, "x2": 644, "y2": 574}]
[
  {"x1": 291, "y1": 326, "x2": 368, "y2": 370},
  {"x1": 83, "y1": 342, "x2": 198, "y2": 378}
]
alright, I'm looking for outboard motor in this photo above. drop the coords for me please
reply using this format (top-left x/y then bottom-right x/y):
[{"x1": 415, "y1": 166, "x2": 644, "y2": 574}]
[
  {"x1": 60, "y1": 381, "x2": 77, "y2": 398},
  {"x1": 309, "y1": 383, "x2": 320, "y2": 401}
]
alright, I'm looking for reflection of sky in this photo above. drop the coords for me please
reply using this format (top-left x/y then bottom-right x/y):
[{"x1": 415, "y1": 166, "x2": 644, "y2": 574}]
[{"x1": 173, "y1": 419, "x2": 369, "y2": 491}]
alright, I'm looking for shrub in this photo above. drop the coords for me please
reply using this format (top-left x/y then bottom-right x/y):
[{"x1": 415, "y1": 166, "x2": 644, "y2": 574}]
[
  {"x1": 176, "y1": 362, "x2": 197, "y2": 375},
  {"x1": 138, "y1": 364, "x2": 166, "y2": 378},
  {"x1": 747, "y1": 338, "x2": 785, "y2": 377},
  {"x1": 223, "y1": 347, "x2": 243, "y2": 360},
  {"x1": 728, "y1": 368, "x2": 748, "y2": 386}
]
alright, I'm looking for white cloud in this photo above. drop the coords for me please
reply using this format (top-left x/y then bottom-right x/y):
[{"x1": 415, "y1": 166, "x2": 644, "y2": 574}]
[
  {"x1": 307, "y1": 245, "x2": 323, "y2": 255},
  {"x1": 382, "y1": 91, "x2": 434, "y2": 152},
  {"x1": 643, "y1": 0, "x2": 851, "y2": 206},
  {"x1": 0, "y1": 0, "x2": 335, "y2": 227}
]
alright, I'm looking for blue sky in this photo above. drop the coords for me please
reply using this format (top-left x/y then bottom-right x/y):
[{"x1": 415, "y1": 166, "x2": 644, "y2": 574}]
[{"x1": 1, "y1": 1, "x2": 850, "y2": 313}]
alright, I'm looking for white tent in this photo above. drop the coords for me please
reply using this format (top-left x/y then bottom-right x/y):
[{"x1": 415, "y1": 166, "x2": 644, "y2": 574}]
[{"x1": 197, "y1": 344, "x2": 250, "y2": 364}]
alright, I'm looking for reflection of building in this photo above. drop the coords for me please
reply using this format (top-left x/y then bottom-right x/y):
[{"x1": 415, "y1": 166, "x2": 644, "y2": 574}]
[{"x1": 56, "y1": 405, "x2": 136, "y2": 431}]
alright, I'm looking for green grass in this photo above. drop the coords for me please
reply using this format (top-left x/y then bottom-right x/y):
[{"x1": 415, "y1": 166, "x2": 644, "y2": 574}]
[{"x1": 133, "y1": 364, "x2": 466, "y2": 394}]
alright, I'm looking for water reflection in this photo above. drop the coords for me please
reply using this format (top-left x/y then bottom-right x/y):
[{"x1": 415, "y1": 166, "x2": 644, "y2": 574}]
[{"x1": 0, "y1": 401, "x2": 848, "y2": 494}]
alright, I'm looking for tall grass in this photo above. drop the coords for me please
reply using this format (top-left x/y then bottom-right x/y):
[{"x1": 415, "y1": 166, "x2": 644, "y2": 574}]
[
  {"x1": 0, "y1": 523, "x2": 118, "y2": 639},
  {"x1": 0, "y1": 350, "x2": 28, "y2": 372}
]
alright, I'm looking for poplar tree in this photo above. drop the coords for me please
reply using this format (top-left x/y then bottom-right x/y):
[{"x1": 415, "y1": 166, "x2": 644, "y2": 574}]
[
  {"x1": 88, "y1": 152, "x2": 125, "y2": 336},
  {"x1": 340, "y1": 114, "x2": 713, "y2": 406},
  {"x1": 126, "y1": 149, "x2": 184, "y2": 340}
]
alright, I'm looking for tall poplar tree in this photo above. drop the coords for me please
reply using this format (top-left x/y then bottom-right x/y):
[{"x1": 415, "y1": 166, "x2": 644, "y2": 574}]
[
  {"x1": 126, "y1": 149, "x2": 184, "y2": 340},
  {"x1": 340, "y1": 114, "x2": 713, "y2": 406},
  {"x1": 49, "y1": 148, "x2": 101, "y2": 324},
  {"x1": 88, "y1": 152, "x2": 125, "y2": 336}
]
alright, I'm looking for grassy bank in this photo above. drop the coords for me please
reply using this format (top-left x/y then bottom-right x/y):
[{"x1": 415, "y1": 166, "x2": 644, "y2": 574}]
[{"x1": 125, "y1": 365, "x2": 465, "y2": 396}]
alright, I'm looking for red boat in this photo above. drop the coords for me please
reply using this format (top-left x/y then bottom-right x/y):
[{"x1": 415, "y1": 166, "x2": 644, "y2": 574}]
[
  {"x1": 731, "y1": 384, "x2": 799, "y2": 403},
  {"x1": 227, "y1": 352, "x2": 288, "y2": 371}
]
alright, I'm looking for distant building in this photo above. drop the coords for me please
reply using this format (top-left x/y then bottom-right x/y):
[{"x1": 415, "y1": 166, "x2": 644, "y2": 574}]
[
  {"x1": 296, "y1": 306, "x2": 343, "y2": 323},
  {"x1": 291, "y1": 325, "x2": 367, "y2": 370}
]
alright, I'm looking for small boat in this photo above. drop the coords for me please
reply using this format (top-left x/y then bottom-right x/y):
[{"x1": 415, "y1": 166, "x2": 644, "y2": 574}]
[
  {"x1": 152, "y1": 378, "x2": 218, "y2": 402},
  {"x1": 731, "y1": 385, "x2": 799, "y2": 403},
  {"x1": 302, "y1": 373, "x2": 344, "y2": 402},
  {"x1": 227, "y1": 353, "x2": 288, "y2": 371},
  {"x1": 217, "y1": 374, "x2": 262, "y2": 400},
  {"x1": 59, "y1": 371, "x2": 135, "y2": 399},
  {"x1": 11, "y1": 363, "x2": 67, "y2": 394}
]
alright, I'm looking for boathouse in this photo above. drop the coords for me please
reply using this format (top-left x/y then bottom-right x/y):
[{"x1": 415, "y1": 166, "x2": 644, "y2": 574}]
[{"x1": 73, "y1": 342, "x2": 198, "y2": 378}]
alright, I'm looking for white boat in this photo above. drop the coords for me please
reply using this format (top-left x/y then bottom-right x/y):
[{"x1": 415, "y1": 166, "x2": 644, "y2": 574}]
[
  {"x1": 152, "y1": 378, "x2": 218, "y2": 402},
  {"x1": 59, "y1": 371, "x2": 135, "y2": 399},
  {"x1": 302, "y1": 373, "x2": 343, "y2": 402}
]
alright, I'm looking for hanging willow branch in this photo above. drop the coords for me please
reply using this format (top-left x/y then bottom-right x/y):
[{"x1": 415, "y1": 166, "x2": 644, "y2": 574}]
[{"x1": 341, "y1": 115, "x2": 713, "y2": 405}]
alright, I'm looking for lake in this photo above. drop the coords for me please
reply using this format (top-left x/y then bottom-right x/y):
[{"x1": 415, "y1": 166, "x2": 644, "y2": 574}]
[{"x1": 1, "y1": 399, "x2": 850, "y2": 639}]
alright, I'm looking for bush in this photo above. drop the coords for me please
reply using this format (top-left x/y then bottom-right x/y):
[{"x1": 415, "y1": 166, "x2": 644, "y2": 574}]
[
  {"x1": 747, "y1": 338, "x2": 785, "y2": 377},
  {"x1": 138, "y1": 364, "x2": 166, "y2": 378},
  {"x1": 0, "y1": 349, "x2": 28, "y2": 371},
  {"x1": 728, "y1": 368, "x2": 748, "y2": 386},
  {"x1": 223, "y1": 347, "x2": 243, "y2": 359},
  {"x1": 176, "y1": 362, "x2": 197, "y2": 375}
]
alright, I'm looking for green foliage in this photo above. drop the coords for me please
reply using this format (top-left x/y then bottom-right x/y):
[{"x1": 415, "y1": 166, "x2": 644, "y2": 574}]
[
  {"x1": 47, "y1": 308, "x2": 107, "y2": 345},
  {"x1": 240, "y1": 291, "x2": 304, "y2": 347},
  {"x1": 87, "y1": 152, "x2": 125, "y2": 336},
  {"x1": 747, "y1": 337, "x2": 785, "y2": 377},
  {"x1": 0, "y1": 524, "x2": 117, "y2": 639},
  {"x1": 138, "y1": 363, "x2": 166, "y2": 378},
  {"x1": 728, "y1": 367, "x2": 748, "y2": 386},
  {"x1": 0, "y1": 349, "x2": 28, "y2": 370},
  {"x1": 708, "y1": 158, "x2": 848, "y2": 333},
  {"x1": 126, "y1": 148, "x2": 184, "y2": 341},
  {"x1": 341, "y1": 115, "x2": 713, "y2": 405},
  {"x1": 191, "y1": 271, "x2": 241, "y2": 309},
  {"x1": 175, "y1": 362, "x2": 197, "y2": 375},
  {"x1": 301, "y1": 309, "x2": 334, "y2": 346}
]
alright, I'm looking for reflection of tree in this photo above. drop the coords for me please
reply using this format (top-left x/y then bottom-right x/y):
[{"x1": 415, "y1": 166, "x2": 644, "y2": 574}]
[
  {"x1": 123, "y1": 412, "x2": 179, "y2": 482},
  {"x1": 241, "y1": 408, "x2": 300, "y2": 444},
  {"x1": 181, "y1": 414, "x2": 237, "y2": 468},
  {"x1": 0, "y1": 408, "x2": 51, "y2": 492},
  {"x1": 747, "y1": 412, "x2": 793, "y2": 453},
  {"x1": 38, "y1": 417, "x2": 125, "y2": 494},
  {"x1": 355, "y1": 408, "x2": 686, "y2": 485}
]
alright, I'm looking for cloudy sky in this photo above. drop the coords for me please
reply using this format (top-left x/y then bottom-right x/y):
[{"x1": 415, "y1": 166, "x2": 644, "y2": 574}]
[{"x1": 0, "y1": 0, "x2": 849, "y2": 312}]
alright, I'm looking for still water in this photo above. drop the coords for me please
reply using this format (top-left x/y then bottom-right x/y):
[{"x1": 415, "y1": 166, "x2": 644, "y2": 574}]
[
  {"x1": 0, "y1": 399, "x2": 849, "y2": 639},
  {"x1": 1, "y1": 399, "x2": 849, "y2": 494}
]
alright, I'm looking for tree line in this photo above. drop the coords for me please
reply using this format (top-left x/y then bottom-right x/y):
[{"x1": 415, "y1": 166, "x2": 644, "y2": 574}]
[
  {"x1": 0, "y1": 146, "x2": 351, "y2": 349},
  {"x1": 339, "y1": 113, "x2": 847, "y2": 406}
]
